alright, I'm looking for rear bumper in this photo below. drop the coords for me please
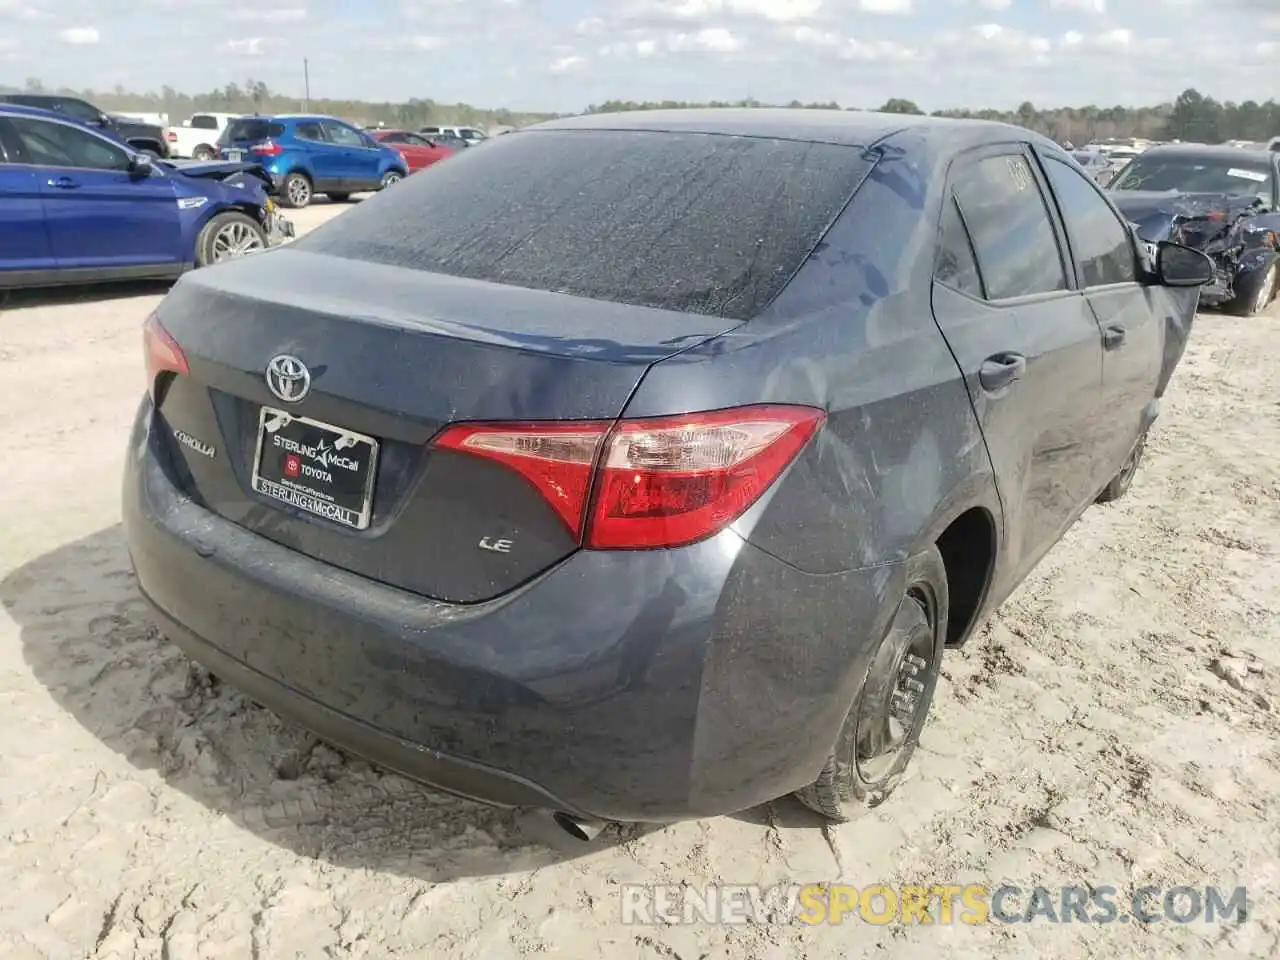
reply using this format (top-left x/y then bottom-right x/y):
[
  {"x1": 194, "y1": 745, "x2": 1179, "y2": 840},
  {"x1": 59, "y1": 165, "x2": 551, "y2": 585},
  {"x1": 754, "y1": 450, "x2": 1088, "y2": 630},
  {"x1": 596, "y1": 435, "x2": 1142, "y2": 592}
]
[{"x1": 123, "y1": 398, "x2": 904, "y2": 822}]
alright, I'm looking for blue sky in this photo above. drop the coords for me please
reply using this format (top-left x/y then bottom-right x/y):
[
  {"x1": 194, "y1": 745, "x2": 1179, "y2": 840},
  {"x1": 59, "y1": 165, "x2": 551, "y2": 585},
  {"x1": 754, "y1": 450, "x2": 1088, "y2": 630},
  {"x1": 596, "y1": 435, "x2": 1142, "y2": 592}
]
[{"x1": 1, "y1": 0, "x2": 1277, "y2": 112}]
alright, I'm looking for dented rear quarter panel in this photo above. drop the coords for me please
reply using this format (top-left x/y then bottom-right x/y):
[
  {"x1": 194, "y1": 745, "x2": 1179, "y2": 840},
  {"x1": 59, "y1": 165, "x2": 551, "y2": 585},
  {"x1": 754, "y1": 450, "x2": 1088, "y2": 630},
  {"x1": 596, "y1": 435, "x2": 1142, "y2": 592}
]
[{"x1": 627, "y1": 131, "x2": 1002, "y2": 579}]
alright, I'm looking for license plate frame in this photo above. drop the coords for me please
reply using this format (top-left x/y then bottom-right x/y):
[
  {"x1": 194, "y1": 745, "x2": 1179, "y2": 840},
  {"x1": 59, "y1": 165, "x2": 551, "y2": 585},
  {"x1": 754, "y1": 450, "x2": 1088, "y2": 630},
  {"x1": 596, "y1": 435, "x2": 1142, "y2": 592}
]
[{"x1": 250, "y1": 407, "x2": 380, "y2": 531}]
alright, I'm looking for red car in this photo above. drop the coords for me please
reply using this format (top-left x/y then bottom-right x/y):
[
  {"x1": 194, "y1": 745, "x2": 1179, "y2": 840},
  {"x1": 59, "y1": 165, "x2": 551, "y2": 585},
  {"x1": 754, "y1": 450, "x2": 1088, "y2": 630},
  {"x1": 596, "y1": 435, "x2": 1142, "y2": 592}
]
[{"x1": 370, "y1": 130, "x2": 454, "y2": 173}]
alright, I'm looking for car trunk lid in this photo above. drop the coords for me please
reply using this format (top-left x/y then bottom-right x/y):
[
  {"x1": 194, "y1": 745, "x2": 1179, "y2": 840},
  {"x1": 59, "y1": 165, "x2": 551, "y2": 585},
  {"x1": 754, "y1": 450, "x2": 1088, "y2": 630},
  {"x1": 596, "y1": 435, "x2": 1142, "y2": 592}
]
[{"x1": 150, "y1": 248, "x2": 739, "y2": 603}]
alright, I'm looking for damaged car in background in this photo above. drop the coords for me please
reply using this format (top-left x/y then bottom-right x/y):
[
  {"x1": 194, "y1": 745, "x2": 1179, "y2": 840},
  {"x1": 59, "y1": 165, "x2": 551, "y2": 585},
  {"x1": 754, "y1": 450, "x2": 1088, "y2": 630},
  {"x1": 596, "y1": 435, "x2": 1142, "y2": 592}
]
[
  {"x1": 0, "y1": 103, "x2": 294, "y2": 293},
  {"x1": 1108, "y1": 143, "x2": 1280, "y2": 316}
]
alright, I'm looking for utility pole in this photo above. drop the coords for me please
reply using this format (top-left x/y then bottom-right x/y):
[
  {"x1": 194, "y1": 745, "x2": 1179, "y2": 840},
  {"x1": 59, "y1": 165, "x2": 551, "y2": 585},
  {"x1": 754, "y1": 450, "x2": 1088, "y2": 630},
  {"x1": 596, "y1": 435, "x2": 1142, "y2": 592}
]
[{"x1": 303, "y1": 58, "x2": 311, "y2": 111}]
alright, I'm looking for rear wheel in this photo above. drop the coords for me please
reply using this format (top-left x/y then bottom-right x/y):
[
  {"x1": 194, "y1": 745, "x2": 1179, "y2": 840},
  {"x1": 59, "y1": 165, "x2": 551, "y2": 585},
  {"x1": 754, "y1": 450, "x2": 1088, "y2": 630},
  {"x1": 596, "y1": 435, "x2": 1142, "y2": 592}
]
[
  {"x1": 279, "y1": 172, "x2": 313, "y2": 209},
  {"x1": 1224, "y1": 257, "x2": 1277, "y2": 317},
  {"x1": 192, "y1": 144, "x2": 216, "y2": 161},
  {"x1": 794, "y1": 546, "x2": 948, "y2": 822},
  {"x1": 1096, "y1": 431, "x2": 1147, "y2": 503},
  {"x1": 196, "y1": 212, "x2": 267, "y2": 267}
]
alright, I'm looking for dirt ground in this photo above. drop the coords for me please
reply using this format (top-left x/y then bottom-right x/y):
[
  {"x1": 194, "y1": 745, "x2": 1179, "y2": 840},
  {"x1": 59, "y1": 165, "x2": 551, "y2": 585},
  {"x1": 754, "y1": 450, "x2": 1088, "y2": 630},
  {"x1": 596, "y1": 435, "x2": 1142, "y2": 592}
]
[{"x1": 1, "y1": 200, "x2": 1278, "y2": 960}]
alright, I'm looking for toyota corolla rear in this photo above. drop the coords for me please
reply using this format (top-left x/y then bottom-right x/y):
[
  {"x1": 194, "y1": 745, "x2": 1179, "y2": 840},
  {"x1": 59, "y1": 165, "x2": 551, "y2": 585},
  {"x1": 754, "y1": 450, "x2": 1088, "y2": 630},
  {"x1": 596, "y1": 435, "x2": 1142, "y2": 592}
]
[{"x1": 122, "y1": 123, "x2": 889, "y2": 822}]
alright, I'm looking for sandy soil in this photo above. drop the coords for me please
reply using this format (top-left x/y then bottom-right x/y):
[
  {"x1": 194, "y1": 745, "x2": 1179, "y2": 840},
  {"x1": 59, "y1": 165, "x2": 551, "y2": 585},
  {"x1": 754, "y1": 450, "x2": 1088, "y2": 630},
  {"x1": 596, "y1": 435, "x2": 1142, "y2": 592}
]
[{"x1": 1, "y1": 200, "x2": 1278, "y2": 959}]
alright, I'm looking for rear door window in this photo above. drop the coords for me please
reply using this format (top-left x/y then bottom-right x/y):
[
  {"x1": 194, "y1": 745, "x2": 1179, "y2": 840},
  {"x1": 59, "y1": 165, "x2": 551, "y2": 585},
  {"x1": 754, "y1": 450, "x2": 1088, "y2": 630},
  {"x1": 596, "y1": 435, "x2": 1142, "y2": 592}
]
[
  {"x1": 190, "y1": 114, "x2": 218, "y2": 130},
  {"x1": 934, "y1": 196, "x2": 984, "y2": 298},
  {"x1": 951, "y1": 153, "x2": 1068, "y2": 300},
  {"x1": 323, "y1": 121, "x2": 366, "y2": 147},
  {"x1": 298, "y1": 129, "x2": 872, "y2": 319},
  {"x1": 294, "y1": 121, "x2": 326, "y2": 142},
  {"x1": 1041, "y1": 155, "x2": 1136, "y2": 288}
]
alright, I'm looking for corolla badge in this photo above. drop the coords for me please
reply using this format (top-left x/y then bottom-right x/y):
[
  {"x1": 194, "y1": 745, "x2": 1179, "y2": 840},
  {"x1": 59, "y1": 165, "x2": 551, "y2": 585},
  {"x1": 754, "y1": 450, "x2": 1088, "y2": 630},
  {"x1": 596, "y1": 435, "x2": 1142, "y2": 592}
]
[{"x1": 266, "y1": 354, "x2": 311, "y2": 403}]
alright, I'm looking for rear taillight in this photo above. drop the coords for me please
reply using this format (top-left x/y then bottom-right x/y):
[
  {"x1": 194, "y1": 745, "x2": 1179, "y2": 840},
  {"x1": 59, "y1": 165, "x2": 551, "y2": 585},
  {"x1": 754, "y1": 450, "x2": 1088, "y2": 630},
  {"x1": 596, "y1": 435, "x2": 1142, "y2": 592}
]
[
  {"x1": 165, "y1": 130, "x2": 177, "y2": 142},
  {"x1": 251, "y1": 140, "x2": 282, "y2": 156},
  {"x1": 433, "y1": 405, "x2": 824, "y2": 549},
  {"x1": 143, "y1": 312, "x2": 188, "y2": 398}
]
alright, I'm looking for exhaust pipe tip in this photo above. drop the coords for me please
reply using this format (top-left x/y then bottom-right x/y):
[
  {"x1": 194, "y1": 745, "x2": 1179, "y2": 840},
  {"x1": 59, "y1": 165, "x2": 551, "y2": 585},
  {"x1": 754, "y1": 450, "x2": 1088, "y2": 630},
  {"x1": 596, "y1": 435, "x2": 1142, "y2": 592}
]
[{"x1": 552, "y1": 811, "x2": 605, "y2": 842}]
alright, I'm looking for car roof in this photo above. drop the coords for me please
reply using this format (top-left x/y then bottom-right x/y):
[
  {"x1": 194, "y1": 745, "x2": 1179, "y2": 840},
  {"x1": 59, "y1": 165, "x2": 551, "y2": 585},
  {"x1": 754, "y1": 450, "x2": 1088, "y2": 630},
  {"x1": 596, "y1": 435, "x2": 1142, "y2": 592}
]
[
  {"x1": 0, "y1": 102, "x2": 80, "y2": 122},
  {"x1": 531, "y1": 107, "x2": 1048, "y2": 150},
  {"x1": 1138, "y1": 143, "x2": 1274, "y2": 164}
]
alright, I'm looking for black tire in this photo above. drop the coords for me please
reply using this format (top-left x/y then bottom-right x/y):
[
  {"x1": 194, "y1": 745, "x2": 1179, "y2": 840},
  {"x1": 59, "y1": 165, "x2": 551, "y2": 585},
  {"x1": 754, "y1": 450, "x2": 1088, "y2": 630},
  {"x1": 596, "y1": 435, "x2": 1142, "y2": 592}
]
[
  {"x1": 794, "y1": 546, "x2": 949, "y2": 822},
  {"x1": 195, "y1": 211, "x2": 267, "y2": 268},
  {"x1": 326, "y1": 192, "x2": 352, "y2": 203},
  {"x1": 379, "y1": 169, "x2": 404, "y2": 190},
  {"x1": 279, "y1": 171, "x2": 313, "y2": 209},
  {"x1": 1096, "y1": 431, "x2": 1147, "y2": 503},
  {"x1": 1224, "y1": 256, "x2": 1278, "y2": 317},
  {"x1": 192, "y1": 144, "x2": 216, "y2": 161}
]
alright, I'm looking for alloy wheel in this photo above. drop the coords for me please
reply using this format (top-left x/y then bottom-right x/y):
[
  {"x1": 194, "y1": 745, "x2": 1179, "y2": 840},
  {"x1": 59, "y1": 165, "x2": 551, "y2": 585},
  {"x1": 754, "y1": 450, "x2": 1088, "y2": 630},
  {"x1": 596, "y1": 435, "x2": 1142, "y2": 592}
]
[
  {"x1": 287, "y1": 177, "x2": 311, "y2": 207},
  {"x1": 211, "y1": 221, "x2": 266, "y2": 262}
]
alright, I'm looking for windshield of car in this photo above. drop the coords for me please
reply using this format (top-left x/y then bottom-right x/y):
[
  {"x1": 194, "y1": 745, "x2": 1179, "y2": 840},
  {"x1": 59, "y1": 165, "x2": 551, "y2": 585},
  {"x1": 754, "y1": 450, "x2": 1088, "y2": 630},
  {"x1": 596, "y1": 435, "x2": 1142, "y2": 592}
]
[
  {"x1": 1110, "y1": 154, "x2": 1272, "y2": 199},
  {"x1": 297, "y1": 129, "x2": 873, "y2": 320}
]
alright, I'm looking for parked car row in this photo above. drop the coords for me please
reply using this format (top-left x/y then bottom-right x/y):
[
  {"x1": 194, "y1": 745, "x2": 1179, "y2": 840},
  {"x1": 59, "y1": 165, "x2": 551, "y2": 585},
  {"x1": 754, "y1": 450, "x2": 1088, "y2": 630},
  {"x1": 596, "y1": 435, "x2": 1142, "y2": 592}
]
[
  {"x1": 0, "y1": 92, "x2": 171, "y2": 158},
  {"x1": 0, "y1": 102, "x2": 293, "y2": 293}
]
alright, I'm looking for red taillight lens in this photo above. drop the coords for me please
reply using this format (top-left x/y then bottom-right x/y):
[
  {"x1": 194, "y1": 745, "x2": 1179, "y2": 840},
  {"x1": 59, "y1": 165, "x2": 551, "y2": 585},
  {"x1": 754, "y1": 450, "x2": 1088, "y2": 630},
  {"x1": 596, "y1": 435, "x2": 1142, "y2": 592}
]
[
  {"x1": 433, "y1": 405, "x2": 824, "y2": 549},
  {"x1": 588, "y1": 406, "x2": 824, "y2": 548},
  {"x1": 165, "y1": 130, "x2": 177, "y2": 142},
  {"x1": 251, "y1": 140, "x2": 282, "y2": 156},
  {"x1": 433, "y1": 421, "x2": 610, "y2": 538},
  {"x1": 143, "y1": 312, "x2": 188, "y2": 397}
]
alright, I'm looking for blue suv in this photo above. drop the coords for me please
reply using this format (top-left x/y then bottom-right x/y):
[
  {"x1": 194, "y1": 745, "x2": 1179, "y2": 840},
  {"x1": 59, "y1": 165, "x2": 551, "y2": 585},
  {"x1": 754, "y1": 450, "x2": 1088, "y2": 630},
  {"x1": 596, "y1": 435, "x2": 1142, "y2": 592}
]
[{"x1": 218, "y1": 114, "x2": 409, "y2": 208}]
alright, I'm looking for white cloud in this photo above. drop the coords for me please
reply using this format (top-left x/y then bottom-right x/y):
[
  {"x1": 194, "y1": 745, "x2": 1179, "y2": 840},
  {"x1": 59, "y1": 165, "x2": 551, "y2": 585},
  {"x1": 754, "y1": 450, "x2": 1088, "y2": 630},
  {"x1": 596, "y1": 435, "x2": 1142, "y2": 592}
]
[
  {"x1": 857, "y1": 0, "x2": 912, "y2": 12},
  {"x1": 1049, "y1": 0, "x2": 1104, "y2": 11},
  {"x1": 548, "y1": 54, "x2": 586, "y2": 72},
  {"x1": 668, "y1": 26, "x2": 744, "y2": 51},
  {"x1": 218, "y1": 36, "x2": 265, "y2": 55},
  {"x1": 840, "y1": 37, "x2": 920, "y2": 60},
  {"x1": 788, "y1": 24, "x2": 841, "y2": 45},
  {"x1": 226, "y1": 7, "x2": 306, "y2": 22},
  {"x1": 58, "y1": 25, "x2": 97, "y2": 43},
  {"x1": 627, "y1": 0, "x2": 820, "y2": 22}
]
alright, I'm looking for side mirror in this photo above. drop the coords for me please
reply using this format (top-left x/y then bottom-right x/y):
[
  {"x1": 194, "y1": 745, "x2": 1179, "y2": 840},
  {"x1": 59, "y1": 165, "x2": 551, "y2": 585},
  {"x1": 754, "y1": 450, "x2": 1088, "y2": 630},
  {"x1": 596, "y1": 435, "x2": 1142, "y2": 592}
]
[
  {"x1": 94, "y1": 112, "x2": 111, "y2": 128},
  {"x1": 1155, "y1": 241, "x2": 1215, "y2": 287},
  {"x1": 128, "y1": 153, "x2": 153, "y2": 177}
]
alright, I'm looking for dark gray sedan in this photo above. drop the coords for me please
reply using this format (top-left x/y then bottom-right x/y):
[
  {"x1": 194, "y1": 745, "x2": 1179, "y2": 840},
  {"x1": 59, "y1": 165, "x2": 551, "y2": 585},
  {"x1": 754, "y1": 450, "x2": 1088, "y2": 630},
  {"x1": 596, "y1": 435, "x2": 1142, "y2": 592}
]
[{"x1": 123, "y1": 109, "x2": 1212, "y2": 837}]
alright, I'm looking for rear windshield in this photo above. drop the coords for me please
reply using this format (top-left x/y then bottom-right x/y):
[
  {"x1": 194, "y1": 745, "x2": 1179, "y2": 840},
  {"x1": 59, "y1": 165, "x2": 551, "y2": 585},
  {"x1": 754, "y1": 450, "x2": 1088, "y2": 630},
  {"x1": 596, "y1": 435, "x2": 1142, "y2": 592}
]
[
  {"x1": 296, "y1": 129, "x2": 872, "y2": 319},
  {"x1": 221, "y1": 118, "x2": 284, "y2": 143}
]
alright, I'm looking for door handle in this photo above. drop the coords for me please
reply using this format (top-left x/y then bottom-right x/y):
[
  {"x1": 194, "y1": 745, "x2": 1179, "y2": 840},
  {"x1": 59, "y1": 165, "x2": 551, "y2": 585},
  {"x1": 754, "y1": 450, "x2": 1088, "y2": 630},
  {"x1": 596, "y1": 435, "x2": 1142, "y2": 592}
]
[
  {"x1": 978, "y1": 352, "x2": 1027, "y2": 393},
  {"x1": 47, "y1": 177, "x2": 79, "y2": 189},
  {"x1": 1102, "y1": 324, "x2": 1127, "y2": 350}
]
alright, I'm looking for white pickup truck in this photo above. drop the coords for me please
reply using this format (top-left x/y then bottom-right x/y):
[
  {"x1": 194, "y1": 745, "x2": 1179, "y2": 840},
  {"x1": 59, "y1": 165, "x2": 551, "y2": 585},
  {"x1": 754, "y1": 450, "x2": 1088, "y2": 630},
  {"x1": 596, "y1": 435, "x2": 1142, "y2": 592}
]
[{"x1": 165, "y1": 112, "x2": 242, "y2": 160}]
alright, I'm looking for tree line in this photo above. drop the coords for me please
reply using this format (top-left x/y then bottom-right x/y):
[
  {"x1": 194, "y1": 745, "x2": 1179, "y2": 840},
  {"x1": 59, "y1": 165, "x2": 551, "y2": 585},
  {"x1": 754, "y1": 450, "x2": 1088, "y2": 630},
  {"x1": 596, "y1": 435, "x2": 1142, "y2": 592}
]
[
  {"x1": 586, "y1": 90, "x2": 1280, "y2": 144},
  {"x1": 6, "y1": 78, "x2": 1277, "y2": 143}
]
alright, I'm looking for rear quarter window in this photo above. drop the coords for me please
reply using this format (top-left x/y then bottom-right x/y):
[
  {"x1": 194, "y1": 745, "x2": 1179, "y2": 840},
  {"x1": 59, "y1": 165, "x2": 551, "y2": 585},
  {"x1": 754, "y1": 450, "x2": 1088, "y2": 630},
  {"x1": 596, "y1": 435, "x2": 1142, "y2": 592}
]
[{"x1": 296, "y1": 129, "x2": 872, "y2": 319}]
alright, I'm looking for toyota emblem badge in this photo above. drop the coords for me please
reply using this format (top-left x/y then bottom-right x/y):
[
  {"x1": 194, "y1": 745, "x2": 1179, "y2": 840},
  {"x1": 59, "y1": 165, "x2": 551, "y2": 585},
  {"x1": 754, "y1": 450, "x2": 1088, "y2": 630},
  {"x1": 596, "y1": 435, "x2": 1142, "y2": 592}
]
[{"x1": 265, "y1": 354, "x2": 311, "y2": 403}]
